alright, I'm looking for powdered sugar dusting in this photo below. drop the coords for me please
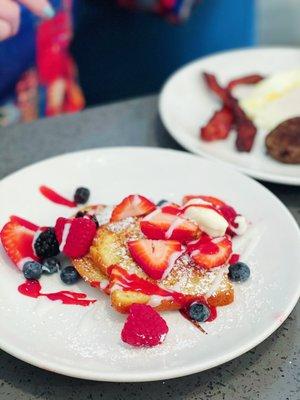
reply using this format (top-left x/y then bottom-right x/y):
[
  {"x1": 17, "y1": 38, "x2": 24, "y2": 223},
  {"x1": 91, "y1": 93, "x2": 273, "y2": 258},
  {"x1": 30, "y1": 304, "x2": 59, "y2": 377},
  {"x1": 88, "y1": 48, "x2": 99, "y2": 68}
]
[
  {"x1": 59, "y1": 222, "x2": 71, "y2": 252},
  {"x1": 108, "y1": 217, "x2": 136, "y2": 233},
  {"x1": 162, "y1": 254, "x2": 229, "y2": 296},
  {"x1": 96, "y1": 206, "x2": 113, "y2": 226}
]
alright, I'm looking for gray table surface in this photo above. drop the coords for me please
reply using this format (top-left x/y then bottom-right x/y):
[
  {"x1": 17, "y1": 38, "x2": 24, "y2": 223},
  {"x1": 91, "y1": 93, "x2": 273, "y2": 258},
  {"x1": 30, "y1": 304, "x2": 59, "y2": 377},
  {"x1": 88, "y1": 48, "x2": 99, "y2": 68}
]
[{"x1": 0, "y1": 95, "x2": 299, "y2": 400}]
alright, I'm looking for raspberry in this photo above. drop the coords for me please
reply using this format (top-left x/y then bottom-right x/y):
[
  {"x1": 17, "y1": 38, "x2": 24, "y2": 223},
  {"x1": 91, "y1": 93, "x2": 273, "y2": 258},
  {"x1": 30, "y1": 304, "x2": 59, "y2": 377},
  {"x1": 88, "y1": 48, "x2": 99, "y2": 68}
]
[
  {"x1": 121, "y1": 304, "x2": 169, "y2": 347},
  {"x1": 55, "y1": 217, "x2": 97, "y2": 258}
]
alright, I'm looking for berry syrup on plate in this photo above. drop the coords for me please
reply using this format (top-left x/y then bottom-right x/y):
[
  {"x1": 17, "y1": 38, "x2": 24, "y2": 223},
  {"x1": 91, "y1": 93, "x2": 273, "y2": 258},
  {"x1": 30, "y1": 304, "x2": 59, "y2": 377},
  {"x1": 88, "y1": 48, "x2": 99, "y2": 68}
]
[
  {"x1": 39, "y1": 185, "x2": 77, "y2": 208},
  {"x1": 18, "y1": 280, "x2": 96, "y2": 306}
]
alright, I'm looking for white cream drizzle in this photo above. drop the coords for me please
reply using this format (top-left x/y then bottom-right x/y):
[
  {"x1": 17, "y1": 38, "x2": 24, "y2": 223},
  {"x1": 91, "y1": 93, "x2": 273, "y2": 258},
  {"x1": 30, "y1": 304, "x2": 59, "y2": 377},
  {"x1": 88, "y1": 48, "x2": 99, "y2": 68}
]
[
  {"x1": 59, "y1": 222, "x2": 71, "y2": 252},
  {"x1": 147, "y1": 295, "x2": 173, "y2": 307},
  {"x1": 99, "y1": 279, "x2": 109, "y2": 290},
  {"x1": 161, "y1": 250, "x2": 184, "y2": 280},
  {"x1": 165, "y1": 217, "x2": 183, "y2": 239}
]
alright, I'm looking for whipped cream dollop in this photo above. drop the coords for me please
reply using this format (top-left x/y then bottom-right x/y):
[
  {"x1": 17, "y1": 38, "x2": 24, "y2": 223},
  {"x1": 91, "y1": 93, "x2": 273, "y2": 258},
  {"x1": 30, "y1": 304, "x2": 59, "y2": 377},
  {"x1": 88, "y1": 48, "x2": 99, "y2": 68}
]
[{"x1": 183, "y1": 206, "x2": 228, "y2": 237}]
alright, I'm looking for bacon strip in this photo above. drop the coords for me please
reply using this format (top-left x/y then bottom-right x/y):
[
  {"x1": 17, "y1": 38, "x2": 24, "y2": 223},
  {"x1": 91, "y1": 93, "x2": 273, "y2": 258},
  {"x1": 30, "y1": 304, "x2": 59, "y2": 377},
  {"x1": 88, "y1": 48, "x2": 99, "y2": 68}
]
[
  {"x1": 201, "y1": 72, "x2": 262, "y2": 152},
  {"x1": 227, "y1": 74, "x2": 264, "y2": 91}
]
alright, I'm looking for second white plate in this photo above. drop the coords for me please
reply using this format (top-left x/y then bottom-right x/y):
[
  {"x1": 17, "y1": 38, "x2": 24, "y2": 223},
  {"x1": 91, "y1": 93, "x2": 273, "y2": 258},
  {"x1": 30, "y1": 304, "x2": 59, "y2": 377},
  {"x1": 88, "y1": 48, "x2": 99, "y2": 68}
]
[{"x1": 159, "y1": 47, "x2": 300, "y2": 185}]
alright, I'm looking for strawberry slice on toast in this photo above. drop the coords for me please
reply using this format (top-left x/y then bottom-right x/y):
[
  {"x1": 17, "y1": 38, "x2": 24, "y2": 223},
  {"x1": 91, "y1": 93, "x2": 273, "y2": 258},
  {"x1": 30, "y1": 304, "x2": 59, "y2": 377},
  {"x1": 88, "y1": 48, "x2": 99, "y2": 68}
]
[
  {"x1": 110, "y1": 195, "x2": 156, "y2": 222},
  {"x1": 182, "y1": 195, "x2": 226, "y2": 208},
  {"x1": 160, "y1": 203, "x2": 182, "y2": 215},
  {"x1": 187, "y1": 235, "x2": 232, "y2": 270},
  {"x1": 128, "y1": 239, "x2": 182, "y2": 280},
  {"x1": 140, "y1": 212, "x2": 199, "y2": 242}
]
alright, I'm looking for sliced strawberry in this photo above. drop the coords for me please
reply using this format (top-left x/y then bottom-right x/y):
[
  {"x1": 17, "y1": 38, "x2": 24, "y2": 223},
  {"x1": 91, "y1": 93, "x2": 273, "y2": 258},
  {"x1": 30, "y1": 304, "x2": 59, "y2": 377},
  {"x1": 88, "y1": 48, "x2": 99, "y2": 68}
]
[
  {"x1": 0, "y1": 220, "x2": 39, "y2": 269},
  {"x1": 161, "y1": 203, "x2": 181, "y2": 215},
  {"x1": 187, "y1": 235, "x2": 232, "y2": 270},
  {"x1": 140, "y1": 212, "x2": 199, "y2": 242},
  {"x1": 9, "y1": 216, "x2": 39, "y2": 232},
  {"x1": 110, "y1": 195, "x2": 156, "y2": 222},
  {"x1": 128, "y1": 239, "x2": 182, "y2": 280},
  {"x1": 182, "y1": 195, "x2": 226, "y2": 208}
]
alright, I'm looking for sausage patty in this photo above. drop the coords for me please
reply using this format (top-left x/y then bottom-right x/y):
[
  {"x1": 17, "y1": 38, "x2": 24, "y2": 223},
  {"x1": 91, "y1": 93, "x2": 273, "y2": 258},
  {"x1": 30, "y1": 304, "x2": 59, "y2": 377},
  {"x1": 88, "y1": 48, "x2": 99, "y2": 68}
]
[{"x1": 265, "y1": 117, "x2": 300, "y2": 164}]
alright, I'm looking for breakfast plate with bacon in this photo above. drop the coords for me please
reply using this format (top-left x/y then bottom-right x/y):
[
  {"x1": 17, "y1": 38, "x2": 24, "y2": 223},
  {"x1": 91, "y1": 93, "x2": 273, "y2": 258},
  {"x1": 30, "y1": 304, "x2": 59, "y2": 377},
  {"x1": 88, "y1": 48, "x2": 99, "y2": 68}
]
[
  {"x1": 159, "y1": 47, "x2": 300, "y2": 185},
  {"x1": 0, "y1": 147, "x2": 299, "y2": 381}
]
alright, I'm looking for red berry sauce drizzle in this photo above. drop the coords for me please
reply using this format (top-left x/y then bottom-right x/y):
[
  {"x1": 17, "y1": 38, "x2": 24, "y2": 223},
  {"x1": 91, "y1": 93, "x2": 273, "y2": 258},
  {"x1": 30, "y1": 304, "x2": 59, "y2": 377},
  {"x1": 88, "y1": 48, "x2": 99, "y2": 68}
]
[
  {"x1": 229, "y1": 253, "x2": 240, "y2": 264},
  {"x1": 18, "y1": 280, "x2": 96, "y2": 306},
  {"x1": 39, "y1": 185, "x2": 77, "y2": 208}
]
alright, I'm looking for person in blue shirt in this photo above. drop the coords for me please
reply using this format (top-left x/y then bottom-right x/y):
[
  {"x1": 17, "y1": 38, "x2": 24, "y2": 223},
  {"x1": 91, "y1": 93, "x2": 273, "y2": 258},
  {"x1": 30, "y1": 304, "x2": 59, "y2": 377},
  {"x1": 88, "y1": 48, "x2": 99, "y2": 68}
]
[
  {"x1": 72, "y1": 0, "x2": 255, "y2": 105},
  {"x1": 0, "y1": 0, "x2": 255, "y2": 123}
]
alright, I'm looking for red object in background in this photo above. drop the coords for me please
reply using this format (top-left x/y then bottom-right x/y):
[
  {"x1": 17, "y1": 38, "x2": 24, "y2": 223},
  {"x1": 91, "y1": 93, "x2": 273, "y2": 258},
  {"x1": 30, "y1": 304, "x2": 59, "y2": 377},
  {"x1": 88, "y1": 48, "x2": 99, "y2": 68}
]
[
  {"x1": 227, "y1": 74, "x2": 264, "y2": 91},
  {"x1": 37, "y1": 7, "x2": 85, "y2": 117},
  {"x1": 201, "y1": 106, "x2": 234, "y2": 141},
  {"x1": 37, "y1": 11, "x2": 72, "y2": 84},
  {"x1": 202, "y1": 72, "x2": 259, "y2": 152},
  {"x1": 15, "y1": 69, "x2": 39, "y2": 123}
]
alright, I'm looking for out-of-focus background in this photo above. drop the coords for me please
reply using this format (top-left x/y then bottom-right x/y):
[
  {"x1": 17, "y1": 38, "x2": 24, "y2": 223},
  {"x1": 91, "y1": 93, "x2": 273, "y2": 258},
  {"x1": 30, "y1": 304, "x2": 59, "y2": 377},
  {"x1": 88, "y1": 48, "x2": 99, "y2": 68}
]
[
  {"x1": 258, "y1": 0, "x2": 300, "y2": 45},
  {"x1": 71, "y1": 0, "x2": 300, "y2": 106},
  {"x1": 1, "y1": 0, "x2": 300, "y2": 125}
]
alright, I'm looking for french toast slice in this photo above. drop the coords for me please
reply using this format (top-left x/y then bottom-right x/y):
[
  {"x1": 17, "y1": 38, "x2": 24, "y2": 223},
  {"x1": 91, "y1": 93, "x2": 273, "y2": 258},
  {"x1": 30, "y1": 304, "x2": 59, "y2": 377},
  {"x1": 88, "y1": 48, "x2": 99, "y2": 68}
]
[{"x1": 73, "y1": 211, "x2": 234, "y2": 313}]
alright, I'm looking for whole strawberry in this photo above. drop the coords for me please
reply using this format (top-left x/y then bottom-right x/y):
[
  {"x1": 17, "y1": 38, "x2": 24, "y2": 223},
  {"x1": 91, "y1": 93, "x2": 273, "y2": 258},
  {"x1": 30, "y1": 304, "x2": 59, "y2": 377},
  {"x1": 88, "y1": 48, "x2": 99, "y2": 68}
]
[
  {"x1": 55, "y1": 217, "x2": 97, "y2": 258},
  {"x1": 121, "y1": 304, "x2": 169, "y2": 347}
]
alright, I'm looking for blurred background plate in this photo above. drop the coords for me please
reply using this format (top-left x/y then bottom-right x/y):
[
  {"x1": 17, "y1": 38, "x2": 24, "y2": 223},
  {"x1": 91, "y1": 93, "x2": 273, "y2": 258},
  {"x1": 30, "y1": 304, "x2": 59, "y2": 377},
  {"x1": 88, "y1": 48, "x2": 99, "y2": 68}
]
[{"x1": 159, "y1": 47, "x2": 300, "y2": 185}]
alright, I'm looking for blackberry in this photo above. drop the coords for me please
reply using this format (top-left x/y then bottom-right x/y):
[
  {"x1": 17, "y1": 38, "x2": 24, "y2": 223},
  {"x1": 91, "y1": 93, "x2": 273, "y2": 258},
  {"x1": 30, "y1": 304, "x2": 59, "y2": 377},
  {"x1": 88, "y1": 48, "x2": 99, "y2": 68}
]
[
  {"x1": 34, "y1": 228, "x2": 60, "y2": 259},
  {"x1": 74, "y1": 187, "x2": 90, "y2": 204}
]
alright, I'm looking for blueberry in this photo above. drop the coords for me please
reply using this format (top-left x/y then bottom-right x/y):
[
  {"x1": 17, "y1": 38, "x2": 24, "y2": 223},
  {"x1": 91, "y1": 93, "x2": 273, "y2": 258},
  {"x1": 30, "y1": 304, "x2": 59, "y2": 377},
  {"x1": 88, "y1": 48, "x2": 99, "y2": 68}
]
[
  {"x1": 23, "y1": 261, "x2": 43, "y2": 280},
  {"x1": 188, "y1": 302, "x2": 211, "y2": 322},
  {"x1": 60, "y1": 266, "x2": 80, "y2": 285},
  {"x1": 42, "y1": 258, "x2": 60, "y2": 274},
  {"x1": 74, "y1": 187, "x2": 90, "y2": 204},
  {"x1": 34, "y1": 228, "x2": 60, "y2": 259},
  {"x1": 228, "y1": 262, "x2": 250, "y2": 282},
  {"x1": 156, "y1": 199, "x2": 169, "y2": 207}
]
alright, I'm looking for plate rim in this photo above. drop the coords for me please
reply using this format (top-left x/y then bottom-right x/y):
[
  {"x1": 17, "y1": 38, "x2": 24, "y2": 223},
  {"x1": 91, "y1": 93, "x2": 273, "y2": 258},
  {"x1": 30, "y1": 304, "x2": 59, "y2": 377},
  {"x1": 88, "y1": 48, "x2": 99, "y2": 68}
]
[
  {"x1": 0, "y1": 146, "x2": 299, "y2": 382},
  {"x1": 159, "y1": 46, "x2": 300, "y2": 186}
]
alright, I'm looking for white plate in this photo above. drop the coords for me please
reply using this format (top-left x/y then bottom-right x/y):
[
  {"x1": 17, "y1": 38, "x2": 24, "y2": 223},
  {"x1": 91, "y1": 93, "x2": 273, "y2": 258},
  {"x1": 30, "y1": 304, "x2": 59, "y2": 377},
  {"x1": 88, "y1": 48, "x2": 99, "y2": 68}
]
[
  {"x1": 0, "y1": 147, "x2": 299, "y2": 382},
  {"x1": 159, "y1": 47, "x2": 300, "y2": 185}
]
